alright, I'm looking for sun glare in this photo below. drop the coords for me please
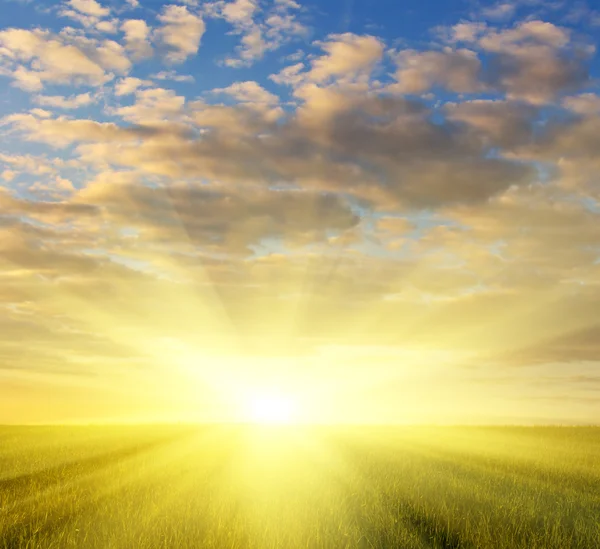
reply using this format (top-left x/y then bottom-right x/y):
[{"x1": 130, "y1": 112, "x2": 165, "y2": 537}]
[{"x1": 247, "y1": 392, "x2": 298, "y2": 424}]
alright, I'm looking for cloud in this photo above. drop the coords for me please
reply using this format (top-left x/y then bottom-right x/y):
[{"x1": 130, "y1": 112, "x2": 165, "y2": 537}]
[
  {"x1": 307, "y1": 33, "x2": 384, "y2": 83},
  {"x1": 151, "y1": 70, "x2": 195, "y2": 82},
  {"x1": 34, "y1": 92, "x2": 97, "y2": 109},
  {"x1": 29, "y1": 174, "x2": 76, "y2": 196},
  {"x1": 112, "y1": 87, "x2": 186, "y2": 125},
  {"x1": 236, "y1": 27, "x2": 268, "y2": 63},
  {"x1": 0, "y1": 188, "x2": 98, "y2": 224},
  {"x1": 562, "y1": 93, "x2": 600, "y2": 114},
  {"x1": 4, "y1": 79, "x2": 535, "y2": 210},
  {"x1": 60, "y1": 0, "x2": 115, "y2": 34},
  {"x1": 376, "y1": 216, "x2": 413, "y2": 236},
  {"x1": 447, "y1": 22, "x2": 488, "y2": 43},
  {"x1": 75, "y1": 182, "x2": 359, "y2": 252},
  {"x1": 481, "y1": 2, "x2": 517, "y2": 21},
  {"x1": 154, "y1": 5, "x2": 205, "y2": 64},
  {"x1": 269, "y1": 62, "x2": 305, "y2": 86},
  {"x1": 212, "y1": 80, "x2": 283, "y2": 121},
  {"x1": 88, "y1": 39, "x2": 131, "y2": 73},
  {"x1": 389, "y1": 48, "x2": 483, "y2": 94},
  {"x1": 218, "y1": 0, "x2": 263, "y2": 66},
  {"x1": 445, "y1": 99, "x2": 538, "y2": 147},
  {"x1": 0, "y1": 28, "x2": 129, "y2": 91},
  {"x1": 95, "y1": 19, "x2": 119, "y2": 33},
  {"x1": 516, "y1": 111, "x2": 600, "y2": 192},
  {"x1": 114, "y1": 76, "x2": 151, "y2": 96},
  {"x1": 122, "y1": 19, "x2": 153, "y2": 60},
  {"x1": 479, "y1": 20, "x2": 570, "y2": 50},
  {"x1": 28, "y1": 108, "x2": 53, "y2": 119},
  {"x1": 67, "y1": 0, "x2": 110, "y2": 18},
  {"x1": 217, "y1": 0, "x2": 308, "y2": 67},
  {"x1": 265, "y1": 13, "x2": 307, "y2": 38},
  {"x1": 0, "y1": 152, "x2": 58, "y2": 178},
  {"x1": 457, "y1": 20, "x2": 591, "y2": 103},
  {"x1": 213, "y1": 80, "x2": 279, "y2": 104},
  {"x1": 222, "y1": 0, "x2": 258, "y2": 25},
  {"x1": 3, "y1": 113, "x2": 156, "y2": 147},
  {"x1": 446, "y1": 185, "x2": 600, "y2": 258},
  {"x1": 524, "y1": 112, "x2": 600, "y2": 164},
  {"x1": 2, "y1": 170, "x2": 16, "y2": 181}
]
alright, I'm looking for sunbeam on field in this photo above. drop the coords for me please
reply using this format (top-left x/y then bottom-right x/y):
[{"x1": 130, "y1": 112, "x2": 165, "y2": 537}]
[{"x1": 2, "y1": 425, "x2": 600, "y2": 549}]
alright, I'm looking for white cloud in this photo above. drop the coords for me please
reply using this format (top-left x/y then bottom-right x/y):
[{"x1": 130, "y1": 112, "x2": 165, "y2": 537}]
[
  {"x1": 114, "y1": 76, "x2": 151, "y2": 96},
  {"x1": 93, "y1": 40, "x2": 131, "y2": 73},
  {"x1": 122, "y1": 19, "x2": 153, "y2": 60},
  {"x1": 269, "y1": 62, "x2": 305, "y2": 86},
  {"x1": 0, "y1": 29, "x2": 119, "y2": 91},
  {"x1": 11, "y1": 67, "x2": 43, "y2": 92},
  {"x1": 35, "y1": 92, "x2": 97, "y2": 109},
  {"x1": 96, "y1": 19, "x2": 119, "y2": 33},
  {"x1": 60, "y1": 0, "x2": 113, "y2": 33},
  {"x1": 2, "y1": 170, "x2": 16, "y2": 181},
  {"x1": 68, "y1": 0, "x2": 110, "y2": 18},
  {"x1": 113, "y1": 87, "x2": 186, "y2": 125},
  {"x1": 481, "y1": 2, "x2": 516, "y2": 21},
  {"x1": 30, "y1": 175, "x2": 76, "y2": 195},
  {"x1": 447, "y1": 22, "x2": 487, "y2": 43},
  {"x1": 211, "y1": 80, "x2": 282, "y2": 119},
  {"x1": 307, "y1": 33, "x2": 384, "y2": 83},
  {"x1": 217, "y1": 0, "x2": 308, "y2": 67},
  {"x1": 265, "y1": 13, "x2": 307, "y2": 38},
  {"x1": 155, "y1": 5, "x2": 205, "y2": 64},
  {"x1": 151, "y1": 70, "x2": 195, "y2": 83},
  {"x1": 3, "y1": 113, "x2": 152, "y2": 148},
  {"x1": 29, "y1": 108, "x2": 53, "y2": 118},
  {"x1": 55, "y1": 175, "x2": 75, "y2": 191},
  {"x1": 0, "y1": 151, "x2": 57, "y2": 177},
  {"x1": 222, "y1": 0, "x2": 258, "y2": 26},
  {"x1": 213, "y1": 81, "x2": 279, "y2": 104},
  {"x1": 238, "y1": 27, "x2": 267, "y2": 61},
  {"x1": 478, "y1": 20, "x2": 570, "y2": 51}
]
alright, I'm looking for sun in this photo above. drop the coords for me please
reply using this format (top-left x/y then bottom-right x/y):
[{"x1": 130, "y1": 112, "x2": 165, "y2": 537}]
[{"x1": 247, "y1": 392, "x2": 298, "y2": 424}]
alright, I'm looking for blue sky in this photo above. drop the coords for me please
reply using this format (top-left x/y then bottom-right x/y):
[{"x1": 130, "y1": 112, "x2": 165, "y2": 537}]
[{"x1": 1, "y1": 0, "x2": 600, "y2": 424}]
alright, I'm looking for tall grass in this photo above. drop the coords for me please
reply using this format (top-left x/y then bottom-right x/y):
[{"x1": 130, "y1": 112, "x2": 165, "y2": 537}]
[{"x1": 1, "y1": 425, "x2": 599, "y2": 548}]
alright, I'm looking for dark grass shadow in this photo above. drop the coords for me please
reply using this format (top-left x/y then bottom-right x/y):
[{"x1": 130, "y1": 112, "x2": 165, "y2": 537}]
[
  {"x1": 0, "y1": 431, "x2": 193, "y2": 495},
  {"x1": 0, "y1": 430, "x2": 238, "y2": 549},
  {"x1": 401, "y1": 503, "x2": 472, "y2": 549}
]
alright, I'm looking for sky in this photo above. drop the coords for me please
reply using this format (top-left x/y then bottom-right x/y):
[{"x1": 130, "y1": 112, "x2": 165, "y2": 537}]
[{"x1": 1, "y1": 0, "x2": 600, "y2": 425}]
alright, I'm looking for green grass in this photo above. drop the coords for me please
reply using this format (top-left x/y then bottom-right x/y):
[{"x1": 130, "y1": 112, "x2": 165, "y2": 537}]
[{"x1": 1, "y1": 425, "x2": 599, "y2": 548}]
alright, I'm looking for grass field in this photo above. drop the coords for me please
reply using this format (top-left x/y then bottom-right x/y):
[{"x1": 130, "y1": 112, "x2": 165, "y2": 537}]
[{"x1": 1, "y1": 425, "x2": 599, "y2": 548}]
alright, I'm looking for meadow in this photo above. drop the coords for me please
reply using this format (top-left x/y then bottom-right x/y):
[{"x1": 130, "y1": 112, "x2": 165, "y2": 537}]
[{"x1": 1, "y1": 425, "x2": 599, "y2": 548}]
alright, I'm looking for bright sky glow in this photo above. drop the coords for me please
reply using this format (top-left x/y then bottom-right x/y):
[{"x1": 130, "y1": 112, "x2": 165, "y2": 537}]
[{"x1": 247, "y1": 391, "x2": 298, "y2": 424}]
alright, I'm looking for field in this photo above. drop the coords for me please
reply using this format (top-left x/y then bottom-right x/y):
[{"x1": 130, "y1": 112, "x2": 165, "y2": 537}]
[{"x1": 1, "y1": 425, "x2": 599, "y2": 548}]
